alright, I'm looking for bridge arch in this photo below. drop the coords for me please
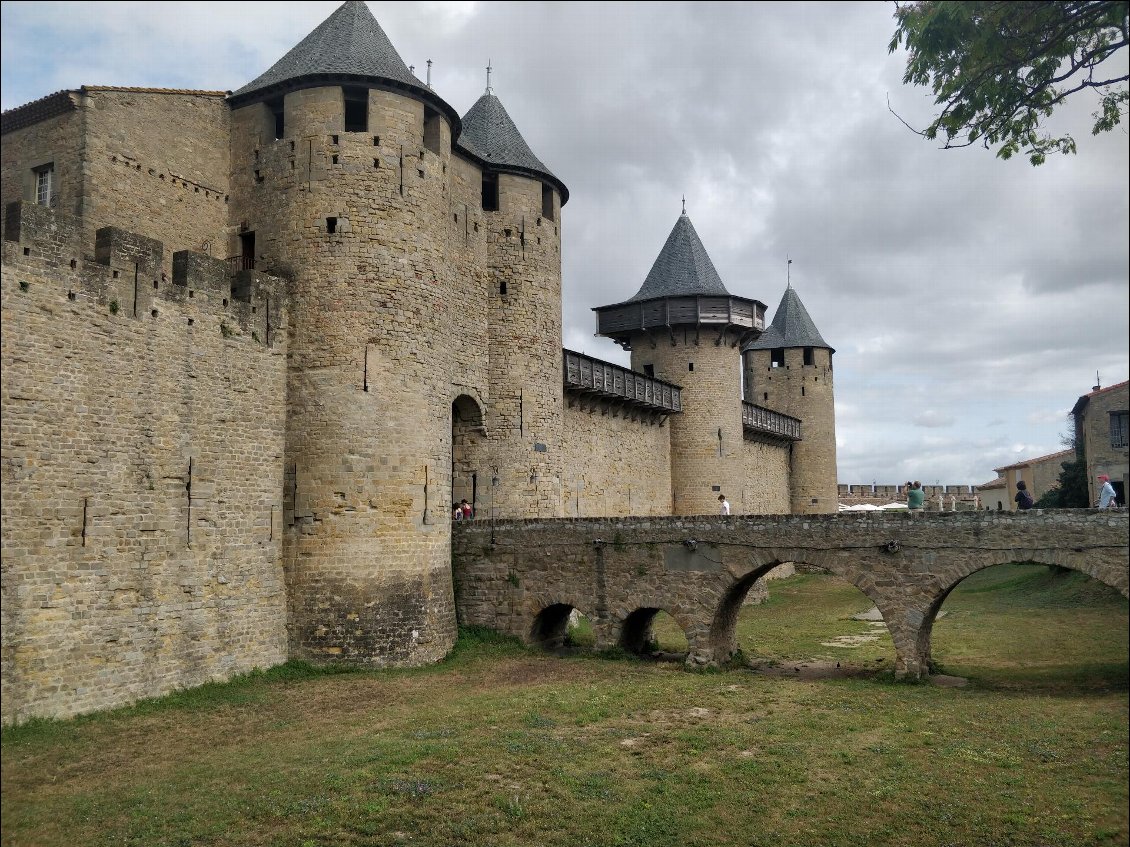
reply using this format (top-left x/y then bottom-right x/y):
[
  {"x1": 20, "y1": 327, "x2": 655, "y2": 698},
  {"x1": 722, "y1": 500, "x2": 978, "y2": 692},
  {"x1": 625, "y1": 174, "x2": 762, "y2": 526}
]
[
  {"x1": 913, "y1": 553, "x2": 1130, "y2": 674},
  {"x1": 619, "y1": 607, "x2": 692, "y2": 656}
]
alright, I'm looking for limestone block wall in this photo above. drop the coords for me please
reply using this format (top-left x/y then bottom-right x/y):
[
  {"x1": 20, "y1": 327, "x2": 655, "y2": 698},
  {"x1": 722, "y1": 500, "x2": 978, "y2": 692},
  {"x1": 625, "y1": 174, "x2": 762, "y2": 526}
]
[
  {"x1": 76, "y1": 89, "x2": 231, "y2": 268},
  {"x1": 632, "y1": 331, "x2": 748, "y2": 515},
  {"x1": 1081, "y1": 383, "x2": 1129, "y2": 504},
  {"x1": 735, "y1": 438, "x2": 791, "y2": 514},
  {"x1": 561, "y1": 400, "x2": 673, "y2": 517},
  {"x1": 1, "y1": 94, "x2": 83, "y2": 226},
  {"x1": 1, "y1": 204, "x2": 289, "y2": 724},
  {"x1": 485, "y1": 174, "x2": 564, "y2": 518},
  {"x1": 228, "y1": 85, "x2": 487, "y2": 667},
  {"x1": 746, "y1": 346, "x2": 837, "y2": 513}
]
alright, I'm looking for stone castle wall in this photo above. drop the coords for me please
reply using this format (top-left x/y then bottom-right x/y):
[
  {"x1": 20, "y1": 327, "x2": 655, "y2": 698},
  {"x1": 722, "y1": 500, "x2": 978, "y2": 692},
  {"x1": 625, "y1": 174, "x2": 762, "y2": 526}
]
[
  {"x1": 561, "y1": 399, "x2": 673, "y2": 517},
  {"x1": 1, "y1": 202, "x2": 290, "y2": 723},
  {"x1": 2, "y1": 89, "x2": 231, "y2": 270}
]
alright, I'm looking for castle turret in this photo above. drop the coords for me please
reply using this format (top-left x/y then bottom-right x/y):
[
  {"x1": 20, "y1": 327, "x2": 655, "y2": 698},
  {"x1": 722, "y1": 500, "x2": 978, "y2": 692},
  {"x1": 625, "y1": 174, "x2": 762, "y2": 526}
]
[
  {"x1": 743, "y1": 285, "x2": 837, "y2": 514},
  {"x1": 226, "y1": 1, "x2": 478, "y2": 667},
  {"x1": 458, "y1": 89, "x2": 568, "y2": 518},
  {"x1": 594, "y1": 212, "x2": 765, "y2": 514}
]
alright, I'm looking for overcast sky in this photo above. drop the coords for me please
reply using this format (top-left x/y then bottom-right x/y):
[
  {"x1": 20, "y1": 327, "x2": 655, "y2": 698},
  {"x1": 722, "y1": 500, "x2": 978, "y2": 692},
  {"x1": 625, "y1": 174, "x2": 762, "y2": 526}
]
[{"x1": 3, "y1": 1, "x2": 1127, "y2": 488}]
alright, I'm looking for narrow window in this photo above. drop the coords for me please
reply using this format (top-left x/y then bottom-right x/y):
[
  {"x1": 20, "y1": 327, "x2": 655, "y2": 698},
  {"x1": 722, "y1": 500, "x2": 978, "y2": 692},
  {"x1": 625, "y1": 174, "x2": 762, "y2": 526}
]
[
  {"x1": 33, "y1": 163, "x2": 54, "y2": 206},
  {"x1": 541, "y1": 184, "x2": 555, "y2": 221},
  {"x1": 423, "y1": 105, "x2": 441, "y2": 154},
  {"x1": 643, "y1": 364, "x2": 654, "y2": 378},
  {"x1": 1111, "y1": 411, "x2": 1129, "y2": 449},
  {"x1": 803, "y1": 346, "x2": 815, "y2": 366},
  {"x1": 688, "y1": 362, "x2": 694, "y2": 372},
  {"x1": 500, "y1": 281, "x2": 507, "y2": 295},
  {"x1": 343, "y1": 87, "x2": 368, "y2": 132},
  {"x1": 482, "y1": 172, "x2": 499, "y2": 211},
  {"x1": 268, "y1": 98, "x2": 285, "y2": 139},
  {"x1": 763, "y1": 392, "x2": 768, "y2": 402},
  {"x1": 771, "y1": 348, "x2": 785, "y2": 368},
  {"x1": 239, "y1": 231, "x2": 255, "y2": 271},
  {"x1": 326, "y1": 217, "x2": 337, "y2": 234}
]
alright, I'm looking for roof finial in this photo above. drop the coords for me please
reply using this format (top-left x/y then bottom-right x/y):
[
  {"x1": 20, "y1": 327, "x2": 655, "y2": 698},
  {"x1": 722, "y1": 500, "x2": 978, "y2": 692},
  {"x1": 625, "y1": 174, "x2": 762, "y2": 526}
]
[
  {"x1": 486, "y1": 59, "x2": 493, "y2": 95},
  {"x1": 681, "y1": 195, "x2": 686, "y2": 215},
  {"x1": 426, "y1": 59, "x2": 433, "y2": 88},
  {"x1": 787, "y1": 256, "x2": 792, "y2": 288}
]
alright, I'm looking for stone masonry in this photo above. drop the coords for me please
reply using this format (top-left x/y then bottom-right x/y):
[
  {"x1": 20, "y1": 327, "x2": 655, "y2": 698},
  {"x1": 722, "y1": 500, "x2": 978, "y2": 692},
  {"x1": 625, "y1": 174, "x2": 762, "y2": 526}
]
[{"x1": 452, "y1": 509, "x2": 1129, "y2": 678}]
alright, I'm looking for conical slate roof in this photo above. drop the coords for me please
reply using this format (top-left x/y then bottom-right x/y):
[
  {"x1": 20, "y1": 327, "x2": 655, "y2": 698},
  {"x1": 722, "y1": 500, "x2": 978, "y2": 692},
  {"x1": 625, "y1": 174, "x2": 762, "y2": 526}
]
[
  {"x1": 744, "y1": 286, "x2": 832, "y2": 351},
  {"x1": 230, "y1": 1, "x2": 436, "y2": 106},
  {"x1": 625, "y1": 212, "x2": 729, "y2": 303},
  {"x1": 457, "y1": 92, "x2": 568, "y2": 203}
]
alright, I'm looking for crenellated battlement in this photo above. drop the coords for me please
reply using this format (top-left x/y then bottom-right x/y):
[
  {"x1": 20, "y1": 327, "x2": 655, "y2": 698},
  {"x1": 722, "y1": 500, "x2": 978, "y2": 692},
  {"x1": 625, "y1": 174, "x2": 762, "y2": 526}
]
[{"x1": 3, "y1": 201, "x2": 287, "y2": 346}]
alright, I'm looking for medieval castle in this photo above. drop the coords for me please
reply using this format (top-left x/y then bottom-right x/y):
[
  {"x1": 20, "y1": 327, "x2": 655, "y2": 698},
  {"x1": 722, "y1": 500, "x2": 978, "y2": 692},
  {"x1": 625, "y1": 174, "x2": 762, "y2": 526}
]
[{"x1": 0, "y1": 1, "x2": 836, "y2": 722}]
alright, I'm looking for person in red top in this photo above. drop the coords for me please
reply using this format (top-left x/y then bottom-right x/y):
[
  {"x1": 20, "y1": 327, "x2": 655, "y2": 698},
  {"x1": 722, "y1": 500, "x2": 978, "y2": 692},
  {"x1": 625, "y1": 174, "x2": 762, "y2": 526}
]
[{"x1": 460, "y1": 499, "x2": 473, "y2": 520}]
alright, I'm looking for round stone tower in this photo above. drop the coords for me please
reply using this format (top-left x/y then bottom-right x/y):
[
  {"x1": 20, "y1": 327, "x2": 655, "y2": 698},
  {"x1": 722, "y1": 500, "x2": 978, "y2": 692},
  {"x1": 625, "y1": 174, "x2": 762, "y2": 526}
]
[
  {"x1": 225, "y1": 1, "x2": 491, "y2": 666},
  {"x1": 457, "y1": 89, "x2": 569, "y2": 519},
  {"x1": 742, "y1": 285, "x2": 838, "y2": 514},
  {"x1": 594, "y1": 212, "x2": 766, "y2": 515}
]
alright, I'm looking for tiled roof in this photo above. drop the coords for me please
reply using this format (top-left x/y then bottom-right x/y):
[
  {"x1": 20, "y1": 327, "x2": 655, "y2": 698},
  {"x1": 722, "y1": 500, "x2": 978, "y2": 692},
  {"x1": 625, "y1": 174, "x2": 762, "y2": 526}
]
[
  {"x1": 1, "y1": 90, "x2": 78, "y2": 135},
  {"x1": 230, "y1": 0, "x2": 428, "y2": 101},
  {"x1": 976, "y1": 478, "x2": 1007, "y2": 490},
  {"x1": 82, "y1": 86, "x2": 227, "y2": 96},
  {"x1": 744, "y1": 285, "x2": 832, "y2": 351},
  {"x1": 993, "y1": 448, "x2": 1074, "y2": 473},
  {"x1": 1071, "y1": 379, "x2": 1129, "y2": 415},
  {"x1": 456, "y1": 93, "x2": 567, "y2": 202},
  {"x1": 624, "y1": 213, "x2": 729, "y2": 303}
]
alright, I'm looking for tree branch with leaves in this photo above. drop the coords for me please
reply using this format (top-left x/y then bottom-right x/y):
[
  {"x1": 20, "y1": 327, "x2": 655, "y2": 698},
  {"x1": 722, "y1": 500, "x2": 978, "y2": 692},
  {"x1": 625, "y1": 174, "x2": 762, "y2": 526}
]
[{"x1": 889, "y1": 1, "x2": 1129, "y2": 164}]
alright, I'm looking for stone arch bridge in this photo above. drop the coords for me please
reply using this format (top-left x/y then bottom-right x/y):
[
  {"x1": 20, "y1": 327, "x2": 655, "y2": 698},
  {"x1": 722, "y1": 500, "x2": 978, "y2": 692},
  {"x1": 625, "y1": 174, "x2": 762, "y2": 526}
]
[{"x1": 452, "y1": 510, "x2": 1129, "y2": 677}]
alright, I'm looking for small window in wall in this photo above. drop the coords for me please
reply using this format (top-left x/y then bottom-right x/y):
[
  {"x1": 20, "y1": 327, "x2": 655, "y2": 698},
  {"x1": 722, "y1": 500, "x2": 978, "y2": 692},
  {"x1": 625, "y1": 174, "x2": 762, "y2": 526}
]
[
  {"x1": 326, "y1": 217, "x2": 338, "y2": 234},
  {"x1": 803, "y1": 346, "x2": 815, "y2": 366},
  {"x1": 482, "y1": 172, "x2": 499, "y2": 211},
  {"x1": 1111, "y1": 411, "x2": 1129, "y2": 449},
  {"x1": 771, "y1": 348, "x2": 785, "y2": 368},
  {"x1": 423, "y1": 105, "x2": 441, "y2": 154},
  {"x1": 688, "y1": 362, "x2": 695, "y2": 372},
  {"x1": 343, "y1": 86, "x2": 368, "y2": 132},
  {"x1": 268, "y1": 98, "x2": 285, "y2": 139},
  {"x1": 643, "y1": 364, "x2": 654, "y2": 378},
  {"x1": 542, "y1": 184, "x2": 555, "y2": 221},
  {"x1": 33, "y1": 163, "x2": 54, "y2": 206}
]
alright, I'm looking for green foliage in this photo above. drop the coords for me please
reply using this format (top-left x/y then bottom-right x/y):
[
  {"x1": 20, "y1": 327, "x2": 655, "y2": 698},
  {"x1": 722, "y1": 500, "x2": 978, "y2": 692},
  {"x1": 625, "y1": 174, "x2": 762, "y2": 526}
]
[
  {"x1": 220, "y1": 322, "x2": 234, "y2": 338},
  {"x1": 1035, "y1": 455, "x2": 1090, "y2": 507},
  {"x1": 108, "y1": 299, "x2": 119, "y2": 315},
  {"x1": 890, "y1": 1, "x2": 1129, "y2": 164}
]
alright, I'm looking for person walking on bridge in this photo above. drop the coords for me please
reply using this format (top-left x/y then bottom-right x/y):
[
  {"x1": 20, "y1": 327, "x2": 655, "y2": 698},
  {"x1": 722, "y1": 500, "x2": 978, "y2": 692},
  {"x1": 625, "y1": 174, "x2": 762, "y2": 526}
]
[{"x1": 718, "y1": 494, "x2": 731, "y2": 516}]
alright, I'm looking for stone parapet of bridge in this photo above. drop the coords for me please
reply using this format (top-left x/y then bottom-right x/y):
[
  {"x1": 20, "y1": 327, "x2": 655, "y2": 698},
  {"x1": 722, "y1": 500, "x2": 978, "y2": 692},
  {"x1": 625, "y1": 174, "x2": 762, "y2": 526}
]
[{"x1": 452, "y1": 509, "x2": 1128, "y2": 678}]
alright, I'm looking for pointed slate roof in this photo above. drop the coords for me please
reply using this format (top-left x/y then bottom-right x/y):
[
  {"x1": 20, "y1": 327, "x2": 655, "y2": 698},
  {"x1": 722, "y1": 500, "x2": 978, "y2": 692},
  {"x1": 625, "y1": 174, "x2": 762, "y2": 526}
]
[
  {"x1": 743, "y1": 286, "x2": 833, "y2": 351},
  {"x1": 457, "y1": 92, "x2": 568, "y2": 203},
  {"x1": 625, "y1": 213, "x2": 729, "y2": 303},
  {"x1": 229, "y1": 0, "x2": 452, "y2": 123}
]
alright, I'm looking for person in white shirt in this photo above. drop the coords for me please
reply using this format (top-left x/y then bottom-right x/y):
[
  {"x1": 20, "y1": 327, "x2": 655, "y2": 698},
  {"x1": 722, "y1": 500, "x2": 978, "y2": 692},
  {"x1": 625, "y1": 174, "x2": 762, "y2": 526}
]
[
  {"x1": 1097, "y1": 474, "x2": 1117, "y2": 508},
  {"x1": 718, "y1": 494, "x2": 730, "y2": 516}
]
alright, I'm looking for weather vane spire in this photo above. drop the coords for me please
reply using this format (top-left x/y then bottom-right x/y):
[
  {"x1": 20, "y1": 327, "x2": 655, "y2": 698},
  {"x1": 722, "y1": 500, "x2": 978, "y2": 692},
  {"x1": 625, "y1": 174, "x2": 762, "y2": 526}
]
[
  {"x1": 787, "y1": 256, "x2": 792, "y2": 288},
  {"x1": 486, "y1": 60, "x2": 493, "y2": 95},
  {"x1": 681, "y1": 195, "x2": 686, "y2": 215}
]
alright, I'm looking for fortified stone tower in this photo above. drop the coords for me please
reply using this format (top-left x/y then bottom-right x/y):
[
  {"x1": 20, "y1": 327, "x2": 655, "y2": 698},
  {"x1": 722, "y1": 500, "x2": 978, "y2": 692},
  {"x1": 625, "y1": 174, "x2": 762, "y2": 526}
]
[
  {"x1": 593, "y1": 212, "x2": 765, "y2": 514},
  {"x1": 459, "y1": 89, "x2": 568, "y2": 519},
  {"x1": 225, "y1": 1, "x2": 485, "y2": 666},
  {"x1": 743, "y1": 285, "x2": 837, "y2": 514}
]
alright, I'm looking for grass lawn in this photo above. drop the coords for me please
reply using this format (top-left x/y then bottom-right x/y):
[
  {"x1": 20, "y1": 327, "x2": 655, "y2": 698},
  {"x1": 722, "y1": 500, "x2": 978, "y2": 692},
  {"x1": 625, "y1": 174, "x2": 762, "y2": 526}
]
[{"x1": 2, "y1": 564, "x2": 1126, "y2": 847}]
